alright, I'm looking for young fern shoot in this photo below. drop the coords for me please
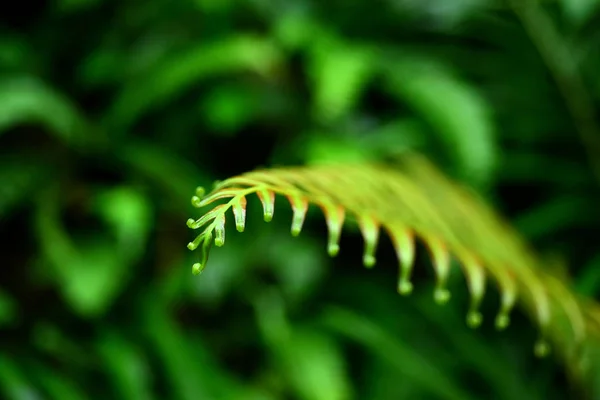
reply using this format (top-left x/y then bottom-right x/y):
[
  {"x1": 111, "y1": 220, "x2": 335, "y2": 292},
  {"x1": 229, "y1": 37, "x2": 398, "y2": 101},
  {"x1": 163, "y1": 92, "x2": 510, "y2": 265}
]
[{"x1": 187, "y1": 154, "x2": 600, "y2": 386}]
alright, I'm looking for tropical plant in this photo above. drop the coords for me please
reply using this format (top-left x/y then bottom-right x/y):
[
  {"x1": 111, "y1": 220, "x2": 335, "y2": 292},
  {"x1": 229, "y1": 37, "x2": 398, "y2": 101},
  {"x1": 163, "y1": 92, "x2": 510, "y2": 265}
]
[
  {"x1": 3, "y1": 0, "x2": 600, "y2": 399},
  {"x1": 187, "y1": 153, "x2": 600, "y2": 397}
]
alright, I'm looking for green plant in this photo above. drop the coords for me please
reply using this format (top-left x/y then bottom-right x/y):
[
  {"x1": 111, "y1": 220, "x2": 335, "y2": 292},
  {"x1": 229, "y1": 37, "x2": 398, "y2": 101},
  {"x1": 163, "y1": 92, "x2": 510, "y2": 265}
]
[{"x1": 187, "y1": 153, "x2": 600, "y2": 395}]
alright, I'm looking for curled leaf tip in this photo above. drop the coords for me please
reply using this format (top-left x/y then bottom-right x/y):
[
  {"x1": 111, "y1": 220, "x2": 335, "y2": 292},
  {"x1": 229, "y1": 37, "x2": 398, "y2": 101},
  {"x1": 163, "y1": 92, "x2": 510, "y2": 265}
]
[
  {"x1": 328, "y1": 243, "x2": 340, "y2": 257},
  {"x1": 187, "y1": 233, "x2": 203, "y2": 250},
  {"x1": 195, "y1": 186, "x2": 206, "y2": 198},
  {"x1": 397, "y1": 280, "x2": 413, "y2": 295},
  {"x1": 290, "y1": 225, "x2": 302, "y2": 236},
  {"x1": 434, "y1": 288, "x2": 451, "y2": 304},
  {"x1": 363, "y1": 254, "x2": 376, "y2": 268},
  {"x1": 186, "y1": 218, "x2": 196, "y2": 228},
  {"x1": 192, "y1": 262, "x2": 204, "y2": 275},
  {"x1": 495, "y1": 313, "x2": 510, "y2": 330},
  {"x1": 534, "y1": 338, "x2": 550, "y2": 358},
  {"x1": 467, "y1": 311, "x2": 483, "y2": 328},
  {"x1": 191, "y1": 195, "x2": 202, "y2": 207}
]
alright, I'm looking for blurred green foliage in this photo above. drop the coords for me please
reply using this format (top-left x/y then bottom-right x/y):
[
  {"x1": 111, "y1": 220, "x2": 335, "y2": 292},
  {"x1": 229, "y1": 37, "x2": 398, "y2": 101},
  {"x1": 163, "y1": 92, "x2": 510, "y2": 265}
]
[{"x1": 1, "y1": 0, "x2": 600, "y2": 399}]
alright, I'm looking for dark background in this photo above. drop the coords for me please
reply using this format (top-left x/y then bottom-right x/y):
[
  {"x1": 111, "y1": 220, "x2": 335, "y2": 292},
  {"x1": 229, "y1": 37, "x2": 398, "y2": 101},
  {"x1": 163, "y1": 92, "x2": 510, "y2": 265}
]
[{"x1": 1, "y1": 0, "x2": 600, "y2": 399}]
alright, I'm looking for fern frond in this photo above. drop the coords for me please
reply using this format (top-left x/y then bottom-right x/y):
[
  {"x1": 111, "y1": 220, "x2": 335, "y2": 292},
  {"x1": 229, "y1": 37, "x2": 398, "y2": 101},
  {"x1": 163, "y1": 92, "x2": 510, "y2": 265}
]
[{"x1": 187, "y1": 154, "x2": 599, "y2": 373}]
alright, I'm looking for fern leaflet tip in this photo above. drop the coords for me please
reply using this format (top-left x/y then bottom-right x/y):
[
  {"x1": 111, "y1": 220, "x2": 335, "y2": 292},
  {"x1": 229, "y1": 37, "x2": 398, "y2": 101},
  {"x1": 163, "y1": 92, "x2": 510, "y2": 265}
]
[
  {"x1": 191, "y1": 195, "x2": 202, "y2": 207},
  {"x1": 232, "y1": 197, "x2": 247, "y2": 232},
  {"x1": 288, "y1": 195, "x2": 308, "y2": 236},
  {"x1": 257, "y1": 189, "x2": 275, "y2": 222},
  {"x1": 534, "y1": 338, "x2": 550, "y2": 358},
  {"x1": 328, "y1": 243, "x2": 340, "y2": 257},
  {"x1": 397, "y1": 280, "x2": 413, "y2": 295},
  {"x1": 192, "y1": 262, "x2": 204, "y2": 275},
  {"x1": 434, "y1": 288, "x2": 451, "y2": 305},
  {"x1": 495, "y1": 313, "x2": 511, "y2": 330},
  {"x1": 214, "y1": 215, "x2": 226, "y2": 247},
  {"x1": 467, "y1": 311, "x2": 483, "y2": 328},
  {"x1": 363, "y1": 255, "x2": 376, "y2": 268}
]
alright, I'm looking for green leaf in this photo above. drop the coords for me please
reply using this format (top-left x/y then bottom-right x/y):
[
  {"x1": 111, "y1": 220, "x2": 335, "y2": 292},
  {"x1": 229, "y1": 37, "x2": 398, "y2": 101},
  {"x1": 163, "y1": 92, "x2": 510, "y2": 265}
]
[
  {"x1": 117, "y1": 140, "x2": 211, "y2": 204},
  {"x1": 253, "y1": 289, "x2": 351, "y2": 400},
  {"x1": 560, "y1": 0, "x2": 600, "y2": 26},
  {"x1": 93, "y1": 186, "x2": 152, "y2": 263},
  {"x1": 96, "y1": 330, "x2": 154, "y2": 400},
  {"x1": 321, "y1": 307, "x2": 475, "y2": 400},
  {"x1": 35, "y1": 188, "x2": 137, "y2": 317},
  {"x1": 576, "y1": 254, "x2": 600, "y2": 297},
  {"x1": 142, "y1": 300, "x2": 221, "y2": 400},
  {"x1": 0, "y1": 356, "x2": 41, "y2": 400},
  {"x1": 30, "y1": 363, "x2": 88, "y2": 400},
  {"x1": 106, "y1": 35, "x2": 283, "y2": 132},
  {"x1": 303, "y1": 134, "x2": 375, "y2": 164},
  {"x1": 200, "y1": 84, "x2": 260, "y2": 134},
  {"x1": 0, "y1": 290, "x2": 17, "y2": 328},
  {"x1": 0, "y1": 157, "x2": 50, "y2": 219},
  {"x1": 0, "y1": 76, "x2": 90, "y2": 146},
  {"x1": 283, "y1": 329, "x2": 351, "y2": 400},
  {"x1": 0, "y1": 37, "x2": 34, "y2": 70},
  {"x1": 57, "y1": 240, "x2": 127, "y2": 317},
  {"x1": 382, "y1": 56, "x2": 497, "y2": 187},
  {"x1": 308, "y1": 37, "x2": 374, "y2": 122},
  {"x1": 514, "y1": 196, "x2": 600, "y2": 240}
]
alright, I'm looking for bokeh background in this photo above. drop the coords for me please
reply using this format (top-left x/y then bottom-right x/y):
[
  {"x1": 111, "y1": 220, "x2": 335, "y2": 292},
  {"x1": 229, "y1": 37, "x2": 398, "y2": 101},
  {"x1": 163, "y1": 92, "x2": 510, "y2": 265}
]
[{"x1": 2, "y1": 0, "x2": 600, "y2": 399}]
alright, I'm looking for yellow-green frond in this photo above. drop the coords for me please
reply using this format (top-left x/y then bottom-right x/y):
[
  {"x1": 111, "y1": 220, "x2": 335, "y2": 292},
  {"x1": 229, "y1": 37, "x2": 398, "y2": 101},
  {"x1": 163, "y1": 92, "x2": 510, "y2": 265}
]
[{"x1": 186, "y1": 153, "x2": 598, "y2": 379}]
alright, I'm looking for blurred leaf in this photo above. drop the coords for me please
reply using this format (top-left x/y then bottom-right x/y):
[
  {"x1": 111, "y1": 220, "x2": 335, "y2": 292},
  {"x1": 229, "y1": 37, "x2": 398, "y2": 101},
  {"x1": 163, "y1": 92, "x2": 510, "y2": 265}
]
[
  {"x1": 193, "y1": 0, "x2": 234, "y2": 12},
  {"x1": 395, "y1": 0, "x2": 489, "y2": 29},
  {"x1": 561, "y1": 0, "x2": 600, "y2": 26},
  {"x1": 273, "y1": 8, "x2": 319, "y2": 50},
  {"x1": 117, "y1": 140, "x2": 211, "y2": 204},
  {"x1": 308, "y1": 37, "x2": 374, "y2": 122},
  {"x1": 106, "y1": 35, "x2": 283, "y2": 132},
  {"x1": 321, "y1": 306, "x2": 475, "y2": 400},
  {"x1": 30, "y1": 362, "x2": 88, "y2": 400},
  {"x1": 265, "y1": 234, "x2": 326, "y2": 303},
  {"x1": 514, "y1": 196, "x2": 600, "y2": 240},
  {"x1": 0, "y1": 37, "x2": 34, "y2": 70},
  {"x1": 253, "y1": 289, "x2": 352, "y2": 400},
  {"x1": 0, "y1": 290, "x2": 17, "y2": 327},
  {"x1": 35, "y1": 188, "x2": 135, "y2": 317},
  {"x1": 200, "y1": 84, "x2": 260, "y2": 134},
  {"x1": 272, "y1": 121, "x2": 425, "y2": 166},
  {"x1": 0, "y1": 76, "x2": 90, "y2": 146},
  {"x1": 383, "y1": 56, "x2": 497, "y2": 187},
  {"x1": 303, "y1": 134, "x2": 374, "y2": 164},
  {"x1": 97, "y1": 330, "x2": 154, "y2": 400},
  {"x1": 499, "y1": 153, "x2": 589, "y2": 186},
  {"x1": 0, "y1": 355, "x2": 42, "y2": 400},
  {"x1": 58, "y1": 241, "x2": 126, "y2": 316},
  {"x1": 93, "y1": 186, "x2": 152, "y2": 263},
  {"x1": 282, "y1": 329, "x2": 352, "y2": 400},
  {"x1": 0, "y1": 157, "x2": 49, "y2": 219},
  {"x1": 56, "y1": 0, "x2": 102, "y2": 13},
  {"x1": 576, "y1": 254, "x2": 600, "y2": 297},
  {"x1": 142, "y1": 298, "x2": 232, "y2": 400},
  {"x1": 31, "y1": 323, "x2": 90, "y2": 367}
]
